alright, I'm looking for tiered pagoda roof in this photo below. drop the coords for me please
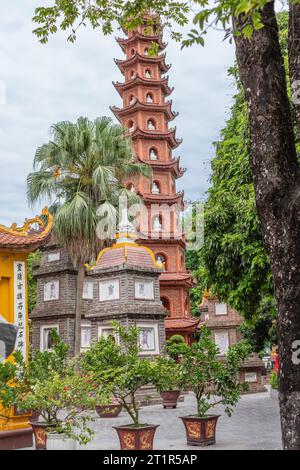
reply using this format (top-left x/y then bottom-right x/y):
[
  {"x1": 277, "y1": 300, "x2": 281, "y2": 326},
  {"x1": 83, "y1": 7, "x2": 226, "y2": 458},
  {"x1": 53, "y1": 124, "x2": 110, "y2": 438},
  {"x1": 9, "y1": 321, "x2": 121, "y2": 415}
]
[
  {"x1": 116, "y1": 32, "x2": 167, "y2": 51},
  {"x1": 112, "y1": 17, "x2": 199, "y2": 339},
  {"x1": 113, "y1": 76, "x2": 174, "y2": 97},
  {"x1": 110, "y1": 99, "x2": 178, "y2": 121},
  {"x1": 114, "y1": 53, "x2": 171, "y2": 74},
  {"x1": 131, "y1": 127, "x2": 182, "y2": 149},
  {"x1": 136, "y1": 156, "x2": 186, "y2": 178}
]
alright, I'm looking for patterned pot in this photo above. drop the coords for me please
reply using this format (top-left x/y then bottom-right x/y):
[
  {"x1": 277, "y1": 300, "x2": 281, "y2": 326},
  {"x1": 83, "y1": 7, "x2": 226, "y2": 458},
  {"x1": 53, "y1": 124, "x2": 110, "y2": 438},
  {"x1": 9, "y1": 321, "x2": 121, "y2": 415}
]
[
  {"x1": 95, "y1": 404, "x2": 122, "y2": 418},
  {"x1": 160, "y1": 390, "x2": 181, "y2": 409},
  {"x1": 180, "y1": 415, "x2": 220, "y2": 446},
  {"x1": 113, "y1": 424, "x2": 159, "y2": 450},
  {"x1": 31, "y1": 422, "x2": 54, "y2": 450},
  {"x1": 46, "y1": 433, "x2": 76, "y2": 450}
]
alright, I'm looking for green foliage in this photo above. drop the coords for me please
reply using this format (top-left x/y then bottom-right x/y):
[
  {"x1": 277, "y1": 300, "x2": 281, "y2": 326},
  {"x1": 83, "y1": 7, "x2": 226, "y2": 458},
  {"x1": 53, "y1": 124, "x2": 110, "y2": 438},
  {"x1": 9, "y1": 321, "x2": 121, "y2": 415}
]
[
  {"x1": 32, "y1": 0, "x2": 276, "y2": 46},
  {"x1": 165, "y1": 334, "x2": 187, "y2": 361},
  {"x1": 188, "y1": 12, "x2": 290, "y2": 353},
  {"x1": 19, "y1": 370, "x2": 98, "y2": 444},
  {"x1": 270, "y1": 371, "x2": 278, "y2": 390},
  {"x1": 81, "y1": 322, "x2": 154, "y2": 426},
  {"x1": 151, "y1": 355, "x2": 182, "y2": 393},
  {"x1": 0, "y1": 332, "x2": 102, "y2": 444},
  {"x1": 180, "y1": 326, "x2": 251, "y2": 417},
  {"x1": 27, "y1": 116, "x2": 150, "y2": 266},
  {"x1": 27, "y1": 251, "x2": 41, "y2": 313}
]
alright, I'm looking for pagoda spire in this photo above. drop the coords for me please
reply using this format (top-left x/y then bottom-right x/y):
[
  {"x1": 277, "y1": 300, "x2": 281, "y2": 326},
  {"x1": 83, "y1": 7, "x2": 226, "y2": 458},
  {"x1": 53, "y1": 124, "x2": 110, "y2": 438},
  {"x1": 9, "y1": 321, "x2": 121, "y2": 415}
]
[{"x1": 112, "y1": 15, "x2": 200, "y2": 341}]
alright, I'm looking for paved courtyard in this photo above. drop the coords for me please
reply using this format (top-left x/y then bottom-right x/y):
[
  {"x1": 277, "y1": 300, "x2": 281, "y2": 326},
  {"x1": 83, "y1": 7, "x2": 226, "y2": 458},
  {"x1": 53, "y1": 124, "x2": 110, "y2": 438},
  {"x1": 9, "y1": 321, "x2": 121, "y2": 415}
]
[{"x1": 72, "y1": 391, "x2": 281, "y2": 450}]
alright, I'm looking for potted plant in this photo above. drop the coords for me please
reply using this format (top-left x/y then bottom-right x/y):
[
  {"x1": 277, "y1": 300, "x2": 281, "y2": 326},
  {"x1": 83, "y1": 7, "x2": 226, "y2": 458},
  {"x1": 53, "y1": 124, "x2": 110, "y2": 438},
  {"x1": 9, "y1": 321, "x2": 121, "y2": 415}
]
[
  {"x1": 152, "y1": 356, "x2": 182, "y2": 408},
  {"x1": 165, "y1": 334, "x2": 187, "y2": 362},
  {"x1": 81, "y1": 322, "x2": 158, "y2": 450},
  {"x1": 95, "y1": 395, "x2": 122, "y2": 418},
  {"x1": 179, "y1": 326, "x2": 251, "y2": 446},
  {"x1": 19, "y1": 369, "x2": 101, "y2": 450}
]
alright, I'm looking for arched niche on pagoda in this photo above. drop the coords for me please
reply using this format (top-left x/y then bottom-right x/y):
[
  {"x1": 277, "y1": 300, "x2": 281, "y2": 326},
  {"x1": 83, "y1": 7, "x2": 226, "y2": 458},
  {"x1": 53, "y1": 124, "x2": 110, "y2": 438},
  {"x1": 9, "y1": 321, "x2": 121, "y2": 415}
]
[
  {"x1": 144, "y1": 68, "x2": 152, "y2": 78},
  {"x1": 155, "y1": 253, "x2": 167, "y2": 271},
  {"x1": 146, "y1": 92, "x2": 154, "y2": 103},
  {"x1": 127, "y1": 119, "x2": 135, "y2": 133},
  {"x1": 161, "y1": 296, "x2": 171, "y2": 315},
  {"x1": 147, "y1": 119, "x2": 156, "y2": 130},
  {"x1": 151, "y1": 181, "x2": 160, "y2": 194},
  {"x1": 149, "y1": 147, "x2": 158, "y2": 160}
]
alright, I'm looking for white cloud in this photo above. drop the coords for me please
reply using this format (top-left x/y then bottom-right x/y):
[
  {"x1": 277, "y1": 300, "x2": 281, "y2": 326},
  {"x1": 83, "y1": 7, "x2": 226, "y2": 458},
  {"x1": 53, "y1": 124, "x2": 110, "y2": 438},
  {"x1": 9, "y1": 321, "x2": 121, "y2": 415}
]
[{"x1": 0, "y1": 0, "x2": 235, "y2": 225}]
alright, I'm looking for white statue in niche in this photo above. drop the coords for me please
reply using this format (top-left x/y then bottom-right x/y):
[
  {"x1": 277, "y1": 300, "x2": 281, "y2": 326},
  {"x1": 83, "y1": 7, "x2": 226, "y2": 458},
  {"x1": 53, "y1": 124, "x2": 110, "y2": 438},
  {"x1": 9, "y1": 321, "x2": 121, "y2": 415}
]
[
  {"x1": 146, "y1": 93, "x2": 153, "y2": 103},
  {"x1": 153, "y1": 216, "x2": 162, "y2": 230},
  {"x1": 156, "y1": 255, "x2": 165, "y2": 269},
  {"x1": 147, "y1": 120, "x2": 155, "y2": 130},
  {"x1": 144, "y1": 48, "x2": 149, "y2": 56},
  {"x1": 151, "y1": 182, "x2": 160, "y2": 194},
  {"x1": 149, "y1": 148, "x2": 157, "y2": 160},
  {"x1": 129, "y1": 95, "x2": 135, "y2": 105},
  {"x1": 145, "y1": 69, "x2": 151, "y2": 78}
]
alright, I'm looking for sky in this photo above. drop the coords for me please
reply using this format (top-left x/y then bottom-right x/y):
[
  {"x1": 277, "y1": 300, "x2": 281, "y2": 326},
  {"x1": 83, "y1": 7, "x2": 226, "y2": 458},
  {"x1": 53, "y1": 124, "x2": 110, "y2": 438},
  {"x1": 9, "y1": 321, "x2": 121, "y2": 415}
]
[{"x1": 0, "y1": 1, "x2": 235, "y2": 226}]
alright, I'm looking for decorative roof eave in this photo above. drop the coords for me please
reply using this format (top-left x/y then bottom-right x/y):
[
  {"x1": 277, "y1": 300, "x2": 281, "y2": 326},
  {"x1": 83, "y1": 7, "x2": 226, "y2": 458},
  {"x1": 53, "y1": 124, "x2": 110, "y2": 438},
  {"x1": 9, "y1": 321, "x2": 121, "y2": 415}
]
[
  {"x1": 165, "y1": 317, "x2": 202, "y2": 331},
  {"x1": 136, "y1": 236, "x2": 186, "y2": 249},
  {"x1": 136, "y1": 155, "x2": 186, "y2": 178},
  {"x1": 110, "y1": 99, "x2": 177, "y2": 121},
  {"x1": 131, "y1": 127, "x2": 182, "y2": 149},
  {"x1": 113, "y1": 76, "x2": 174, "y2": 97},
  {"x1": 0, "y1": 207, "x2": 53, "y2": 252},
  {"x1": 143, "y1": 191, "x2": 184, "y2": 207},
  {"x1": 114, "y1": 53, "x2": 170, "y2": 73},
  {"x1": 160, "y1": 272, "x2": 193, "y2": 287},
  {"x1": 116, "y1": 32, "x2": 167, "y2": 51}
]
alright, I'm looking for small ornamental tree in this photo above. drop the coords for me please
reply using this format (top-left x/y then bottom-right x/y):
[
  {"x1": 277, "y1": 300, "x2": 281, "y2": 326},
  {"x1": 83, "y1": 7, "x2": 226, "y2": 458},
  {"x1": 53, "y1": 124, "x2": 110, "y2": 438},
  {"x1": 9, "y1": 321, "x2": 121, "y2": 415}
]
[
  {"x1": 181, "y1": 326, "x2": 251, "y2": 418},
  {"x1": 81, "y1": 322, "x2": 154, "y2": 427},
  {"x1": 18, "y1": 369, "x2": 104, "y2": 445},
  {"x1": 152, "y1": 355, "x2": 182, "y2": 393},
  {"x1": 165, "y1": 334, "x2": 188, "y2": 362}
]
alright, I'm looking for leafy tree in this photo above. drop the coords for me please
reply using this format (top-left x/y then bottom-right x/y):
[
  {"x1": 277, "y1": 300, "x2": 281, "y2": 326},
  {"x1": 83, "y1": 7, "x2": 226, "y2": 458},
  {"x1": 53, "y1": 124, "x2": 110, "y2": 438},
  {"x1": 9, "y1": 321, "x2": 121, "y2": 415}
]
[
  {"x1": 27, "y1": 251, "x2": 41, "y2": 314},
  {"x1": 81, "y1": 322, "x2": 154, "y2": 426},
  {"x1": 180, "y1": 325, "x2": 250, "y2": 417},
  {"x1": 27, "y1": 117, "x2": 150, "y2": 355},
  {"x1": 32, "y1": 0, "x2": 300, "y2": 449}
]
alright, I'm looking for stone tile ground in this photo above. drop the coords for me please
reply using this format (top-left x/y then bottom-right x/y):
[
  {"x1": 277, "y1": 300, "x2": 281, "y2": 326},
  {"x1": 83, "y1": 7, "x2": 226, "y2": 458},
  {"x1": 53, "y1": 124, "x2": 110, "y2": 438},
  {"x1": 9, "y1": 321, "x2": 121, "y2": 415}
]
[{"x1": 74, "y1": 391, "x2": 281, "y2": 450}]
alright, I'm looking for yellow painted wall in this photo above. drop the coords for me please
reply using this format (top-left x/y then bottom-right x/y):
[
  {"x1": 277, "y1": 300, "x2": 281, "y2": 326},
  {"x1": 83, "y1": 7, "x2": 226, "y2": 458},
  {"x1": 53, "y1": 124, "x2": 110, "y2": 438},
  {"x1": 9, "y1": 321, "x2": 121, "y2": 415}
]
[{"x1": 0, "y1": 250, "x2": 30, "y2": 431}]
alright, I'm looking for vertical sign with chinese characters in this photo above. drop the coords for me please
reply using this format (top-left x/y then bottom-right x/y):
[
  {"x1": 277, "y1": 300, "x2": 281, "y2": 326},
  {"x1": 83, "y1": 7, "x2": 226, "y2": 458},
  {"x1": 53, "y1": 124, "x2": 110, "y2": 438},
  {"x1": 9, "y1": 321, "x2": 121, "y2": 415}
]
[{"x1": 13, "y1": 261, "x2": 27, "y2": 359}]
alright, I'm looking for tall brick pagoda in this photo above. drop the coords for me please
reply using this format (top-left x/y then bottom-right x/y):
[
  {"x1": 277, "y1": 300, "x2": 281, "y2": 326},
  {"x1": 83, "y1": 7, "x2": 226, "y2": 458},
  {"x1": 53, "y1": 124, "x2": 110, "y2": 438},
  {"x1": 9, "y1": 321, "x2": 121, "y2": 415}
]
[{"x1": 111, "y1": 16, "x2": 200, "y2": 342}]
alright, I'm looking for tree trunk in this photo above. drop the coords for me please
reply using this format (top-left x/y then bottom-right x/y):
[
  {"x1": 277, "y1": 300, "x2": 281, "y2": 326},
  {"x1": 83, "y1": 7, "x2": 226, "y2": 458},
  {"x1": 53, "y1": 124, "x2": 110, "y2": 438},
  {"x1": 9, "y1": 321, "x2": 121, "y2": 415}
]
[
  {"x1": 233, "y1": 2, "x2": 300, "y2": 449},
  {"x1": 289, "y1": 1, "x2": 300, "y2": 131},
  {"x1": 74, "y1": 263, "x2": 85, "y2": 355}
]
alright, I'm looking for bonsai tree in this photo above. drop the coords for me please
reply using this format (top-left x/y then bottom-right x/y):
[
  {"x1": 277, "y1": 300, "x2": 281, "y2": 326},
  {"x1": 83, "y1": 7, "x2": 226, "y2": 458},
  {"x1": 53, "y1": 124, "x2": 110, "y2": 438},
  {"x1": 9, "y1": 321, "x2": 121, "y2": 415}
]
[
  {"x1": 81, "y1": 321, "x2": 154, "y2": 427},
  {"x1": 165, "y1": 334, "x2": 188, "y2": 362},
  {"x1": 181, "y1": 325, "x2": 251, "y2": 418},
  {"x1": 152, "y1": 355, "x2": 182, "y2": 394}
]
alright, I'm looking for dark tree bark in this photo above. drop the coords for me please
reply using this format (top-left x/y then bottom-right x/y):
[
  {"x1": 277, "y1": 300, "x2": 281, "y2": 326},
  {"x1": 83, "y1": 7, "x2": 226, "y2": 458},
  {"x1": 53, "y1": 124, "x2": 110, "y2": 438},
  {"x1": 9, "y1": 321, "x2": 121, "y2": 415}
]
[
  {"x1": 233, "y1": 1, "x2": 300, "y2": 449},
  {"x1": 289, "y1": 1, "x2": 300, "y2": 131}
]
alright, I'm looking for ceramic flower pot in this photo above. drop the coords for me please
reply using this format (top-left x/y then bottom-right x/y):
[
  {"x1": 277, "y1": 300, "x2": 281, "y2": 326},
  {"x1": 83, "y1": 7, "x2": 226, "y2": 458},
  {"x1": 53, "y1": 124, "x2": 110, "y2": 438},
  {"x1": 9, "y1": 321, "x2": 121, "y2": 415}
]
[
  {"x1": 113, "y1": 424, "x2": 159, "y2": 450},
  {"x1": 160, "y1": 390, "x2": 181, "y2": 409},
  {"x1": 30, "y1": 422, "x2": 51, "y2": 450},
  {"x1": 95, "y1": 404, "x2": 122, "y2": 418},
  {"x1": 46, "y1": 433, "x2": 76, "y2": 450},
  {"x1": 180, "y1": 415, "x2": 220, "y2": 446}
]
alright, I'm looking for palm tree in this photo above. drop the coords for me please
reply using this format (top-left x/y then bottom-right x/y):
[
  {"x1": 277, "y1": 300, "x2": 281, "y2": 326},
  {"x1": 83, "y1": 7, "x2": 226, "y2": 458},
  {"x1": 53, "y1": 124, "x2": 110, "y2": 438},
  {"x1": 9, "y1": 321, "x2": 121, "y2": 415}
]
[{"x1": 27, "y1": 116, "x2": 151, "y2": 354}]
